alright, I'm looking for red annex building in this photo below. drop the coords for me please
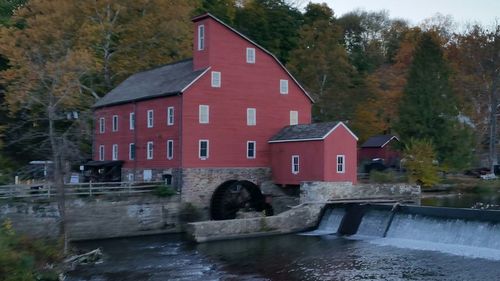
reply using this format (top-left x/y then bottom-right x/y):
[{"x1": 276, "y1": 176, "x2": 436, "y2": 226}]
[{"x1": 92, "y1": 13, "x2": 357, "y2": 218}]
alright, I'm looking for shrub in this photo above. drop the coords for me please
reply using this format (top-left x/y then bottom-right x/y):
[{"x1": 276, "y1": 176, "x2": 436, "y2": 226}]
[
  {"x1": 402, "y1": 138, "x2": 440, "y2": 188},
  {"x1": 0, "y1": 219, "x2": 62, "y2": 281},
  {"x1": 153, "y1": 185, "x2": 176, "y2": 197}
]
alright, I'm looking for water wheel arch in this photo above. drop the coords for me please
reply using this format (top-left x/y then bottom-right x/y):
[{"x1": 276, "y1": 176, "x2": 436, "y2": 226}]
[{"x1": 210, "y1": 180, "x2": 265, "y2": 220}]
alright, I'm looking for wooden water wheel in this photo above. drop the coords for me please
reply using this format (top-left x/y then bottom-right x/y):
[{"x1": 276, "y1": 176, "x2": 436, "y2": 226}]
[{"x1": 210, "y1": 180, "x2": 266, "y2": 220}]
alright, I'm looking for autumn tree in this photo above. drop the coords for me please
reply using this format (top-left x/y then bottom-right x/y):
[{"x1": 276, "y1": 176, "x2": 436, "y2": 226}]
[
  {"x1": 395, "y1": 32, "x2": 473, "y2": 171},
  {"x1": 448, "y1": 24, "x2": 500, "y2": 171},
  {"x1": 350, "y1": 27, "x2": 420, "y2": 142},
  {"x1": 287, "y1": 3, "x2": 358, "y2": 121}
]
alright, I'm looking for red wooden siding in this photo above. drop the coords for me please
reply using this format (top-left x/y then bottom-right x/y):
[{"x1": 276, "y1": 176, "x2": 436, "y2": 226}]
[
  {"x1": 94, "y1": 95, "x2": 182, "y2": 169},
  {"x1": 182, "y1": 16, "x2": 312, "y2": 168},
  {"x1": 270, "y1": 125, "x2": 357, "y2": 185}
]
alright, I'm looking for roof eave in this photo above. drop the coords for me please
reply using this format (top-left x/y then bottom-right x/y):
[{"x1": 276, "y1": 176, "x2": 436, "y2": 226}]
[{"x1": 92, "y1": 91, "x2": 182, "y2": 109}]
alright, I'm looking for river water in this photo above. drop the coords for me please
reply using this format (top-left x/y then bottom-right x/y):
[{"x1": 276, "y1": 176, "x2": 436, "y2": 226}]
[{"x1": 67, "y1": 232, "x2": 500, "y2": 281}]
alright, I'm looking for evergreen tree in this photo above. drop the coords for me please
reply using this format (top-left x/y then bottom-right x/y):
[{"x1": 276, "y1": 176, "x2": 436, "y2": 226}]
[{"x1": 395, "y1": 32, "x2": 473, "y2": 171}]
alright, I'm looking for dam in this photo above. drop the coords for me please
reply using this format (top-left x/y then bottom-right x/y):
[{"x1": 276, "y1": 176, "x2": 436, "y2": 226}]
[{"x1": 67, "y1": 204, "x2": 500, "y2": 280}]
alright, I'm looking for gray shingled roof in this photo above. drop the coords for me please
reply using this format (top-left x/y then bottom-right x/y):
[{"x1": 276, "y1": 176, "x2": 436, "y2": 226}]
[
  {"x1": 93, "y1": 59, "x2": 207, "y2": 108},
  {"x1": 269, "y1": 122, "x2": 341, "y2": 142},
  {"x1": 361, "y1": 135, "x2": 399, "y2": 148}
]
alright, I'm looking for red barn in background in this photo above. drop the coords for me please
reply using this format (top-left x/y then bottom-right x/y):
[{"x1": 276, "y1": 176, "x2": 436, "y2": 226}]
[
  {"x1": 91, "y1": 13, "x2": 357, "y2": 219},
  {"x1": 358, "y1": 135, "x2": 401, "y2": 170}
]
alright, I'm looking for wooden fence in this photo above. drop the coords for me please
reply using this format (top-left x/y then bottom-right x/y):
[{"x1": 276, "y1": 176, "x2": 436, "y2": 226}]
[{"x1": 0, "y1": 181, "x2": 164, "y2": 200}]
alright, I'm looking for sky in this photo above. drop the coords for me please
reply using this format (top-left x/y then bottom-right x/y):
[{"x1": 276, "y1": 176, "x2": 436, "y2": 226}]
[{"x1": 308, "y1": 0, "x2": 499, "y2": 28}]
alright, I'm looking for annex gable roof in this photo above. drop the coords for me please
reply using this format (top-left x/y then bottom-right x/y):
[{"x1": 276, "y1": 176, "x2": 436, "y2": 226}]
[
  {"x1": 192, "y1": 13, "x2": 314, "y2": 103},
  {"x1": 269, "y1": 122, "x2": 358, "y2": 143},
  {"x1": 361, "y1": 135, "x2": 399, "y2": 148},
  {"x1": 92, "y1": 59, "x2": 208, "y2": 108}
]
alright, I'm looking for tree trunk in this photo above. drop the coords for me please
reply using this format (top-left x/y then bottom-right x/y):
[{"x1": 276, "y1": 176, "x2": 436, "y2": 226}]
[{"x1": 48, "y1": 108, "x2": 68, "y2": 254}]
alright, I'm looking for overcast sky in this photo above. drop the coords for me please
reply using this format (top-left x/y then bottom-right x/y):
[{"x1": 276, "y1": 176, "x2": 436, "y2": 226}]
[{"x1": 308, "y1": 0, "x2": 499, "y2": 28}]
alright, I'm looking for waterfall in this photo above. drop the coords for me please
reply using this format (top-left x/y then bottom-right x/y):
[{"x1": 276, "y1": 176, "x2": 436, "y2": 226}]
[
  {"x1": 300, "y1": 208, "x2": 345, "y2": 236},
  {"x1": 385, "y1": 213, "x2": 500, "y2": 250},
  {"x1": 308, "y1": 204, "x2": 500, "y2": 260}
]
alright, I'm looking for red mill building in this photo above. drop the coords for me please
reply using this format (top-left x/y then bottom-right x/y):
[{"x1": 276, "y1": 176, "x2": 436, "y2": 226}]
[{"x1": 92, "y1": 13, "x2": 357, "y2": 219}]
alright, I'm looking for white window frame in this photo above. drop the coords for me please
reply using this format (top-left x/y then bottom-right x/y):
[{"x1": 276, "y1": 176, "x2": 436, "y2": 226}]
[
  {"x1": 211, "y1": 71, "x2": 221, "y2": 88},
  {"x1": 129, "y1": 143, "x2": 135, "y2": 160},
  {"x1": 247, "y1": 141, "x2": 256, "y2": 159},
  {"x1": 147, "y1": 141, "x2": 154, "y2": 160},
  {"x1": 198, "y1": 24, "x2": 205, "y2": 51},
  {"x1": 247, "y1": 108, "x2": 256, "y2": 126},
  {"x1": 199, "y1": 140, "x2": 209, "y2": 160},
  {"x1": 290, "y1": 110, "x2": 298, "y2": 125},
  {"x1": 147, "y1": 110, "x2": 154, "y2": 128},
  {"x1": 337, "y1": 155, "x2": 345, "y2": 173},
  {"x1": 167, "y1": 140, "x2": 174, "y2": 160},
  {"x1": 292, "y1": 155, "x2": 300, "y2": 174},
  {"x1": 112, "y1": 144, "x2": 118, "y2": 160},
  {"x1": 199, "y1": 105, "x2": 209, "y2": 124},
  {"x1": 112, "y1": 115, "x2": 118, "y2": 132},
  {"x1": 280, "y1": 79, "x2": 289, "y2": 94},
  {"x1": 99, "y1": 117, "x2": 105, "y2": 133},
  {"x1": 99, "y1": 145, "x2": 105, "y2": 161},
  {"x1": 167, "y1": 107, "x2": 174, "y2": 126},
  {"x1": 246, "y1": 47, "x2": 255, "y2": 63},
  {"x1": 129, "y1": 112, "x2": 135, "y2": 130}
]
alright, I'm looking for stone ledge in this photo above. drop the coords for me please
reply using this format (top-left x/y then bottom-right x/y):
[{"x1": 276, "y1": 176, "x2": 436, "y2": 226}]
[{"x1": 186, "y1": 203, "x2": 324, "y2": 243}]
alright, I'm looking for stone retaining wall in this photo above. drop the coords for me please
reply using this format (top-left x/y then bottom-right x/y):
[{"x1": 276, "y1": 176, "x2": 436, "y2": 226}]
[
  {"x1": 186, "y1": 203, "x2": 324, "y2": 243},
  {"x1": 181, "y1": 167, "x2": 272, "y2": 210},
  {"x1": 300, "y1": 182, "x2": 420, "y2": 203},
  {"x1": 0, "y1": 195, "x2": 181, "y2": 240}
]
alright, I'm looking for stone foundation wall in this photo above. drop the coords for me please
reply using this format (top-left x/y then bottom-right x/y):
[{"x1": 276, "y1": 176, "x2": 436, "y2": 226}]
[
  {"x1": 300, "y1": 182, "x2": 420, "y2": 203},
  {"x1": 181, "y1": 167, "x2": 272, "y2": 210},
  {"x1": 0, "y1": 195, "x2": 181, "y2": 240}
]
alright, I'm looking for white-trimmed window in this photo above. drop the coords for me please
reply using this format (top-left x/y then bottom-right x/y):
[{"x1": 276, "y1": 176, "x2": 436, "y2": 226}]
[
  {"x1": 211, "y1": 71, "x2": 221, "y2": 88},
  {"x1": 199, "y1": 105, "x2": 209, "y2": 124},
  {"x1": 167, "y1": 107, "x2": 174, "y2": 126},
  {"x1": 198, "y1": 24, "x2": 205, "y2": 51},
  {"x1": 247, "y1": 141, "x2": 256, "y2": 159},
  {"x1": 99, "y1": 145, "x2": 105, "y2": 161},
  {"x1": 246, "y1": 47, "x2": 255, "y2": 63},
  {"x1": 290, "y1": 110, "x2": 298, "y2": 125},
  {"x1": 129, "y1": 112, "x2": 135, "y2": 130},
  {"x1": 247, "y1": 108, "x2": 256, "y2": 126},
  {"x1": 199, "y1": 140, "x2": 209, "y2": 160},
  {"x1": 167, "y1": 140, "x2": 174, "y2": 160},
  {"x1": 112, "y1": 144, "x2": 118, "y2": 160},
  {"x1": 280, "y1": 79, "x2": 289, "y2": 94},
  {"x1": 147, "y1": 110, "x2": 154, "y2": 128},
  {"x1": 99, "y1": 117, "x2": 105, "y2": 133},
  {"x1": 292, "y1": 155, "x2": 299, "y2": 174},
  {"x1": 147, "y1": 141, "x2": 154, "y2": 160},
  {"x1": 112, "y1": 115, "x2": 118, "y2": 132},
  {"x1": 337, "y1": 155, "x2": 345, "y2": 173},
  {"x1": 129, "y1": 143, "x2": 135, "y2": 160}
]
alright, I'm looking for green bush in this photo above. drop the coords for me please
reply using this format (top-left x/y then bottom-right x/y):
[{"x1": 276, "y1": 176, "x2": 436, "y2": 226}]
[
  {"x1": 402, "y1": 139, "x2": 440, "y2": 188},
  {"x1": 369, "y1": 170, "x2": 397, "y2": 183},
  {"x1": 153, "y1": 185, "x2": 176, "y2": 197},
  {"x1": 0, "y1": 219, "x2": 62, "y2": 281}
]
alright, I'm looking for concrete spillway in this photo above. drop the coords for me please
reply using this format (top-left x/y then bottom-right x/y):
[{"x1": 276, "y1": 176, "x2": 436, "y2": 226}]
[{"x1": 306, "y1": 204, "x2": 500, "y2": 260}]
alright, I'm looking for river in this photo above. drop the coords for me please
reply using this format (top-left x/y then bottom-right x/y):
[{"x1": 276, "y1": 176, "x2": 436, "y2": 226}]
[{"x1": 67, "y1": 232, "x2": 500, "y2": 281}]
